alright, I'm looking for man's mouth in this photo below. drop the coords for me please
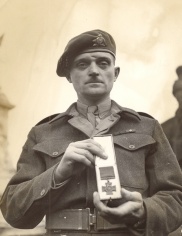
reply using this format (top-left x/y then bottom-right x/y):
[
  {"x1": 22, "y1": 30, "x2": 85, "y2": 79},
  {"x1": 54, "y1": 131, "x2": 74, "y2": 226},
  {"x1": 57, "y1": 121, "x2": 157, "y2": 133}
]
[{"x1": 86, "y1": 80, "x2": 103, "y2": 84}]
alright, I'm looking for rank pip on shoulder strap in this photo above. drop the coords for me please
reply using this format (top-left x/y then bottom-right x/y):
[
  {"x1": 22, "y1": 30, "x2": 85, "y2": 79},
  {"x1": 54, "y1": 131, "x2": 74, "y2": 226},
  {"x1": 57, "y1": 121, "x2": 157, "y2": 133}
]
[{"x1": 93, "y1": 135, "x2": 122, "y2": 200}]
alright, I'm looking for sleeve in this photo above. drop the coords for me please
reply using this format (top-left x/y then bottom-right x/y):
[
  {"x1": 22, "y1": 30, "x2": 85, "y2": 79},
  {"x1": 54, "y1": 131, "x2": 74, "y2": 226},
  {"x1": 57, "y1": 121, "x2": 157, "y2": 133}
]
[
  {"x1": 0, "y1": 127, "x2": 68, "y2": 229},
  {"x1": 144, "y1": 120, "x2": 182, "y2": 236}
]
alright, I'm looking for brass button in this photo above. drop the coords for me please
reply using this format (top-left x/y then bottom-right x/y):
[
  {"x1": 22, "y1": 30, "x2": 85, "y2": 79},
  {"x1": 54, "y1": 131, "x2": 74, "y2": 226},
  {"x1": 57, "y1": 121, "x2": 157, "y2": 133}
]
[
  {"x1": 52, "y1": 151, "x2": 59, "y2": 156},
  {"x1": 129, "y1": 144, "x2": 135, "y2": 149},
  {"x1": 40, "y1": 189, "x2": 46, "y2": 196}
]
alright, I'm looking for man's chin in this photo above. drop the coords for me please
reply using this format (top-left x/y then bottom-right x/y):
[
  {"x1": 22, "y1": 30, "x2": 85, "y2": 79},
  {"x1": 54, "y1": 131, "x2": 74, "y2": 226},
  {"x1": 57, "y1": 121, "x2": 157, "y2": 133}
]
[
  {"x1": 84, "y1": 92, "x2": 109, "y2": 101},
  {"x1": 85, "y1": 91, "x2": 105, "y2": 97}
]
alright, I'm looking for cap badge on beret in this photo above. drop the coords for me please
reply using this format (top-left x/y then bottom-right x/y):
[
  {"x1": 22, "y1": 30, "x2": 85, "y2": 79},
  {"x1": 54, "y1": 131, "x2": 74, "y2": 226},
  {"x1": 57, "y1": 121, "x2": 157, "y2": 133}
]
[{"x1": 93, "y1": 34, "x2": 106, "y2": 47}]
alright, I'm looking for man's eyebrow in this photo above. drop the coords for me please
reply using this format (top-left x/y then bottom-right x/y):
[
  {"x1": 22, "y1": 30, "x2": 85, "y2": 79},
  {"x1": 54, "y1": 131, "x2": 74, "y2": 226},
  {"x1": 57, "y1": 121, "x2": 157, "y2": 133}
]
[
  {"x1": 97, "y1": 57, "x2": 111, "y2": 60},
  {"x1": 73, "y1": 55, "x2": 114, "y2": 64},
  {"x1": 73, "y1": 58, "x2": 89, "y2": 63},
  {"x1": 97, "y1": 56, "x2": 114, "y2": 63}
]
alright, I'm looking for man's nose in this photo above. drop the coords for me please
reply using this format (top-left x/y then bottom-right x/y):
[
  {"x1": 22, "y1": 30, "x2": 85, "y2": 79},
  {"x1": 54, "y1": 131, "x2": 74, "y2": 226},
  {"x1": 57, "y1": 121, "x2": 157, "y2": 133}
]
[{"x1": 88, "y1": 63, "x2": 99, "y2": 76}]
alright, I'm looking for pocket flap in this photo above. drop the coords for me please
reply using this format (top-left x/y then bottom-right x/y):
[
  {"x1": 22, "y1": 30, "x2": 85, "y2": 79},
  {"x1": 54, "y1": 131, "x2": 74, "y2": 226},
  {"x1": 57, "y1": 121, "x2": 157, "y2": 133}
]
[
  {"x1": 113, "y1": 133, "x2": 156, "y2": 151},
  {"x1": 33, "y1": 139, "x2": 68, "y2": 157}
]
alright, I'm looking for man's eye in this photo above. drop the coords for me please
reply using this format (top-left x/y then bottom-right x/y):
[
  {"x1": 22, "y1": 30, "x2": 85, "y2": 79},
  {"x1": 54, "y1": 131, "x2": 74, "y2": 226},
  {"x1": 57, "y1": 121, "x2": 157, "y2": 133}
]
[
  {"x1": 98, "y1": 61, "x2": 109, "y2": 67},
  {"x1": 77, "y1": 62, "x2": 88, "y2": 68}
]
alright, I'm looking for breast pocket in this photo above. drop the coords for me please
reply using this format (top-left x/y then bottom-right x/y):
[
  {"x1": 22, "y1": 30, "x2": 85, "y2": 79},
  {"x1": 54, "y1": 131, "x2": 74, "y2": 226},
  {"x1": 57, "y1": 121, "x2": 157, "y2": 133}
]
[
  {"x1": 33, "y1": 139, "x2": 69, "y2": 168},
  {"x1": 113, "y1": 133, "x2": 156, "y2": 191}
]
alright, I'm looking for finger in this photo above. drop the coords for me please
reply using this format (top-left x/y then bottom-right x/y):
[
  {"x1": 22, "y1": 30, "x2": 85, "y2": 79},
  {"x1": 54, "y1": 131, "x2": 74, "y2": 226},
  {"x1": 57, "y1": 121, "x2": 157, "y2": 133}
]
[
  {"x1": 74, "y1": 148, "x2": 95, "y2": 164},
  {"x1": 93, "y1": 192, "x2": 109, "y2": 213},
  {"x1": 85, "y1": 140, "x2": 108, "y2": 159},
  {"x1": 119, "y1": 189, "x2": 144, "y2": 217},
  {"x1": 70, "y1": 140, "x2": 108, "y2": 159},
  {"x1": 121, "y1": 188, "x2": 142, "y2": 203},
  {"x1": 94, "y1": 191, "x2": 140, "y2": 218},
  {"x1": 79, "y1": 139, "x2": 105, "y2": 150},
  {"x1": 74, "y1": 139, "x2": 104, "y2": 150},
  {"x1": 93, "y1": 192, "x2": 126, "y2": 224},
  {"x1": 70, "y1": 152, "x2": 92, "y2": 167},
  {"x1": 93, "y1": 191, "x2": 115, "y2": 214}
]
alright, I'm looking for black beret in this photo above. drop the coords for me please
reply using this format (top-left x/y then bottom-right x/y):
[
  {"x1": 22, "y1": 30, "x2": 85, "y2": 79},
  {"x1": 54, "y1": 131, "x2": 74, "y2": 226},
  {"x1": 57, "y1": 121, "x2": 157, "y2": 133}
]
[{"x1": 56, "y1": 29, "x2": 116, "y2": 77}]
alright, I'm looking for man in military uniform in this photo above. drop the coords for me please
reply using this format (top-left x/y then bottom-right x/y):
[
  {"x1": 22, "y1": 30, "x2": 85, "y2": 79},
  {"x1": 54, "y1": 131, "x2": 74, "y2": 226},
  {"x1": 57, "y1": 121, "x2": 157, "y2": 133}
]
[
  {"x1": 1, "y1": 30, "x2": 182, "y2": 236},
  {"x1": 162, "y1": 66, "x2": 182, "y2": 169},
  {"x1": 161, "y1": 66, "x2": 182, "y2": 236}
]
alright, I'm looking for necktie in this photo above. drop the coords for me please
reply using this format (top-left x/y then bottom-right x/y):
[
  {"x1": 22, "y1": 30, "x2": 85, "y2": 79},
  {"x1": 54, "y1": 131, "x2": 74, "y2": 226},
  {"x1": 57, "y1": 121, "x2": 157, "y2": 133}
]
[
  {"x1": 87, "y1": 106, "x2": 98, "y2": 127},
  {"x1": 86, "y1": 106, "x2": 98, "y2": 208}
]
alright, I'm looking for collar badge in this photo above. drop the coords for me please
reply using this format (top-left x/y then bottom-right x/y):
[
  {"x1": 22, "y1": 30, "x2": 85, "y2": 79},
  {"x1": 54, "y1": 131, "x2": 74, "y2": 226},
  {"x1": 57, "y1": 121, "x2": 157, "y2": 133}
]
[{"x1": 93, "y1": 34, "x2": 106, "y2": 47}]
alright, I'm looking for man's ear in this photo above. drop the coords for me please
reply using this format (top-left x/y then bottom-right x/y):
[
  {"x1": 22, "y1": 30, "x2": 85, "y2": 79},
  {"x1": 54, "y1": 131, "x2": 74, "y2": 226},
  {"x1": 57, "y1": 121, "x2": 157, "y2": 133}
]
[{"x1": 114, "y1": 67, "x2": 120, "y2": 81}]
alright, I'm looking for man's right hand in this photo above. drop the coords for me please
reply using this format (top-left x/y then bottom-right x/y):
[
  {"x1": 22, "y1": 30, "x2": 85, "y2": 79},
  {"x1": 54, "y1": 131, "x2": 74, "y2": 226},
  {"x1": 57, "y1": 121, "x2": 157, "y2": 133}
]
[{"x1": 54, "y1": 139, "x2": 108, "y2": 184}]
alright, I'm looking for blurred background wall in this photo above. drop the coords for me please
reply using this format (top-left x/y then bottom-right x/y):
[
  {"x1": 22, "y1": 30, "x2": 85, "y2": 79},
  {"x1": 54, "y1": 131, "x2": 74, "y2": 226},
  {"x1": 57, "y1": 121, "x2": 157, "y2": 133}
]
[{"x1": 0, "y1": 0, "x2": 182, "y2": 234}]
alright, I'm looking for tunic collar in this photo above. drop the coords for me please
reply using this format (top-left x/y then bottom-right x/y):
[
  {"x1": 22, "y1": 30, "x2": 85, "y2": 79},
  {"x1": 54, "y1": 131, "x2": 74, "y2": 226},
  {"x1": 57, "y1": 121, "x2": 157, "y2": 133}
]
[
  {"x1": 76, "y1": 98, "x2": 111, "y2": 118},
  {"x1": 49, "y1": 100, "x2": 141, "y2": 123}
]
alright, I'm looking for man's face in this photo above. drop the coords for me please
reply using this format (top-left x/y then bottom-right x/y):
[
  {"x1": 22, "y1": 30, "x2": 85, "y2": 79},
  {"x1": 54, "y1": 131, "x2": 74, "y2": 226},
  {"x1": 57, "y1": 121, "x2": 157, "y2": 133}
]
[{"x1": 68, "y1": 52, "x2": 120, "y2": 104}]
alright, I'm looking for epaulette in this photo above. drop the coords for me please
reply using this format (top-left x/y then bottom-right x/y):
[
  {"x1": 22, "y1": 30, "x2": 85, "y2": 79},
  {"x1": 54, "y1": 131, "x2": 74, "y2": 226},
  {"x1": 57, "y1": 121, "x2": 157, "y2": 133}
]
[
  {"x1": 138, "y1": 112, "x2": 154, "y2": 119},
  {"x1": 36, "y1": 114, "x2": 59, "y2": 126}
]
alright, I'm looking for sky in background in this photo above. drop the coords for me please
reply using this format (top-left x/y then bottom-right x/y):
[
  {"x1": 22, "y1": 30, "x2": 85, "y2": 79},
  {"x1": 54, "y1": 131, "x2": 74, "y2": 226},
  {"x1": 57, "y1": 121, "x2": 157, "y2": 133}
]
[{"x1": 0, "y1": 0, "x2": 182, "y2": 167}]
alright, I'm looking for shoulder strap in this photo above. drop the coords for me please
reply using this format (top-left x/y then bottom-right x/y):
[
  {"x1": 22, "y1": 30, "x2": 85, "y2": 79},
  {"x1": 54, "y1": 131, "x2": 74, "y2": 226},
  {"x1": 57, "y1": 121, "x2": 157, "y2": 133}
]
[
  {"x1": 138, "y1": 112, "x2": 154, "y2": 119},
  {"x1": 36, "y1": 114, "x2": 59, "y2": 126}
]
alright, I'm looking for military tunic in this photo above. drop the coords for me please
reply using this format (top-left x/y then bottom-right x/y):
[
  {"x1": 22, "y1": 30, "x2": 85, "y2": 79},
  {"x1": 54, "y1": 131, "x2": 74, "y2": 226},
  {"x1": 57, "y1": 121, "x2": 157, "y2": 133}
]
[{"x1": 1, "y1": 101, "x2": 182, "y2": 236}]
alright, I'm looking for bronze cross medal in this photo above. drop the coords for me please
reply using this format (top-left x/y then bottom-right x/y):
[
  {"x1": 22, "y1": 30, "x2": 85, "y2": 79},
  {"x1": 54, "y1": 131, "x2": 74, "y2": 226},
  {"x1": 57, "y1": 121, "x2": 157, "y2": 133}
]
[
  {"x1": 100, "y1": 166, "x2": 116, "y2": 195},
  {"x1": 102, "y1": 179, "x2": 116, "y2": 195}
]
